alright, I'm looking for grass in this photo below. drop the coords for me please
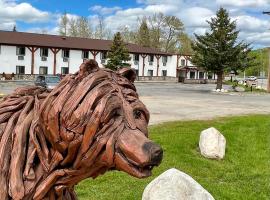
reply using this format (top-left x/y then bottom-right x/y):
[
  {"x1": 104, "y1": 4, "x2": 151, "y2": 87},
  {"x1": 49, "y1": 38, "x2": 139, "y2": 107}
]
[
  {"x1": 224, "y1": 80, "x2": 267, "y2": 93},
  {"x1": 76, "y1": 115, "x2": 270, "y2": 200}
]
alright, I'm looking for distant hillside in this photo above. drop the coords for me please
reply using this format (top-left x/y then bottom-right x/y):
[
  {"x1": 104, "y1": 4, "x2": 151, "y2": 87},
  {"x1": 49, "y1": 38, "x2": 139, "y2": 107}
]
[{"x1": 245, "y1": 48, "x2": 269, "y2": 77}]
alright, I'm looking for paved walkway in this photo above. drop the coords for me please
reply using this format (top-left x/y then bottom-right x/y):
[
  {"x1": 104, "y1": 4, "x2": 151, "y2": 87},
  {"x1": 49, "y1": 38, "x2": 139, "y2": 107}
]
[
  {"x1": 0, "y1": 82, "x2": 269, "y2": 125},
  {"x1": 136, "y1": 83, "x2": 270, "y2": 125}
]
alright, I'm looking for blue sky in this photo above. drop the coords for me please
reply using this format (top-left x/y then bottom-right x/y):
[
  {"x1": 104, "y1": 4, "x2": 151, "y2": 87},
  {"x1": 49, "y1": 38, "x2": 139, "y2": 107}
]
[{"x1": 1, "y1": 0, "x2": 270, "y2": 48}]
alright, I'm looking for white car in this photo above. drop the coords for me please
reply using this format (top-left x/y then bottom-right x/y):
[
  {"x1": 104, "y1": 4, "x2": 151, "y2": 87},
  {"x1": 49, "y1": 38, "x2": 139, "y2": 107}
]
[{"x1": 247, "y1": 76, "x2": 257, "y2": 81}]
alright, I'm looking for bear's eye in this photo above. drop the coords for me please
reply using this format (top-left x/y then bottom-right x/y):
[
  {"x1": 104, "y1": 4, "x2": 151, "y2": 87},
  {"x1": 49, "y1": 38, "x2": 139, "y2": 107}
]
[{"x1": 133, "y1": 110, "x2": 142, "y2": 119}]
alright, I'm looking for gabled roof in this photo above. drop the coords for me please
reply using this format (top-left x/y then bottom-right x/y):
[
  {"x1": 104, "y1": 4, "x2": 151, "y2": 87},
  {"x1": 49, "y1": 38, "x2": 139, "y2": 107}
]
[{"x1": 0, "y1": 30, "x2": 172, "y2": 56}]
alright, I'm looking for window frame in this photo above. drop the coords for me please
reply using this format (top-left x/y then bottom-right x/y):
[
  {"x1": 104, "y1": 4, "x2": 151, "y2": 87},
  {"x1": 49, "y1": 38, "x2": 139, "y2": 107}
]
[
  {"x1": 16, "y1": 46, "x2": 26, "y2": 56},
  {"x1": 61, "y1": 67, "x2": 69, "y2": 75},
  {"x1": 82, "y1": 50, "x2": 89, "y2": 59},
  {"x1": 62, "y1": 49, "x2": 70, "y2": 58},
  {"x1": 40, "y1": 48, "x2": 49, "y2": 57},
  {"x1": 39, "y1": 66, "x2": 48, "y2": 75},
  {"x1": 16, "y1": 66, "x2": 25, "y2": 74}
]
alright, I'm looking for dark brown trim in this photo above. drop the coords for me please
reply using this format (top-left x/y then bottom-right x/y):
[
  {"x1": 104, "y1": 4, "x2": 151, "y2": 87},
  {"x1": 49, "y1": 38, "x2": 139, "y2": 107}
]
[
  {"x1": 90, "y1": 51, "x2": 99, "y2": 60},
  {"x1": 50, "y1": 48, "x2": 60, "y2": 75},
  {"x1": 27, "y1": 46, "x2": 38, "y2": 75},
  {"x1": 176, "y1": 54, "x2": 180, "y2": 76},
  {"x1": 155, "y1": 55, "x2": 161, "y2": 76},
  {"x1": 0, "y1": 30, "x2": 173, "y2": 56},
  {"x1": 141, "y1": 54, "x2": 147, "y2": 76}
]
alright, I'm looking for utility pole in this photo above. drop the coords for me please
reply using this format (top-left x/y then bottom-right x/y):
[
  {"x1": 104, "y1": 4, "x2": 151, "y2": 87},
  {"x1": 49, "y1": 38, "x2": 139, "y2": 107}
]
[{"x1": 263, "y1": 11, "x2": 270, "y2": 92}]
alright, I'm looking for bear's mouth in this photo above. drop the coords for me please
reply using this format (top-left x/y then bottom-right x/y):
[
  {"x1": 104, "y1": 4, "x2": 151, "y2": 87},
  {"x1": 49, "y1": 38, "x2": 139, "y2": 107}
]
[{"x1": 114, "y1": 150, "x2": 158, "y2": 178}]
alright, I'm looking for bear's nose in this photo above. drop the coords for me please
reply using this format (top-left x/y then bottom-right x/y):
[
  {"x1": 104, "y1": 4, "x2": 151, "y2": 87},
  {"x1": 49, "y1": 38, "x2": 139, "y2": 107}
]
[
  {"x1": 150, "y1": 144, "x2": 163, "y2": 165},
  {"x1": 143, "y1": 142, "x2": 163, "y2": 165}
]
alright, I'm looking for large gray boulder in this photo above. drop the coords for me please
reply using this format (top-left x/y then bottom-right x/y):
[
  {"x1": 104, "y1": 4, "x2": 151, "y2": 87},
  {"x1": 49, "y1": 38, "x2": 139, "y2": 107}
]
[
  {"x1": 142, "y1": 168, "x2": 215, "y2": 200},
  {"x1": 199, "y1": 127, "x2": 226, "y2": 159}
]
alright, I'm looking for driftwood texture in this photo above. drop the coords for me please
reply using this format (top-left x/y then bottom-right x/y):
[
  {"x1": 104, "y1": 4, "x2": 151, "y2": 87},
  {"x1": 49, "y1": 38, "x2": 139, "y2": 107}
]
[{"x1": 0, "y1": 59, "x2": 163, "y2": 200}]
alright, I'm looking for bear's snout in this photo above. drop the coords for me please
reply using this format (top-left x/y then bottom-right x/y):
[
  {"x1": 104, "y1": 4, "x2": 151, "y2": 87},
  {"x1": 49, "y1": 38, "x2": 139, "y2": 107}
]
[{"x1": 142, "y1": 142, "x2": 163, "y2": 166}]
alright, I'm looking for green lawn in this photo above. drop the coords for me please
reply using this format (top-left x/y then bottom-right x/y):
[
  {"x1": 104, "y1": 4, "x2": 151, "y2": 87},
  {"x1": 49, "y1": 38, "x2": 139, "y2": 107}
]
[{"x1": 76, "y1": 115, "x2": 270, "y2": 200}]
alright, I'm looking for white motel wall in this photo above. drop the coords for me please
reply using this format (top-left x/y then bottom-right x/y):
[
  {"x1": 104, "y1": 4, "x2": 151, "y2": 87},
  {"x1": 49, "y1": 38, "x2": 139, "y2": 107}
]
[
  {"x1": 0, "y1": 45, "x2": 178, "y2": 78},
  {"x1": 0, "y1": 31, "x2": 216, "y2": 82}
]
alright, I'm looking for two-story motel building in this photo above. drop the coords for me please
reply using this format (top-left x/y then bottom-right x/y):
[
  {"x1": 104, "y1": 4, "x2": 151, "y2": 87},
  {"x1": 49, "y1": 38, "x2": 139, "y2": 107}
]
[{"x1": 0, "y1": 30, "x2": 216, "y2": 82}]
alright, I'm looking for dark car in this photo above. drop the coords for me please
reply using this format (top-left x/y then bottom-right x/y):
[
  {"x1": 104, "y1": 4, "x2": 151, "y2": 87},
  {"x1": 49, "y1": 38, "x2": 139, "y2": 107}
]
[{"x1": 35, "y1": 75, "x2": 61, "y2": 89}]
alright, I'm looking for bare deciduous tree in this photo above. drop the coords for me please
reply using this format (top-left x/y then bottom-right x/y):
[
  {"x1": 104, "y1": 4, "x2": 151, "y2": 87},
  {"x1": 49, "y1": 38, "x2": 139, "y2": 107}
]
[{"x1": 59, "y1": 12, "x2": 69, "y2": 36}]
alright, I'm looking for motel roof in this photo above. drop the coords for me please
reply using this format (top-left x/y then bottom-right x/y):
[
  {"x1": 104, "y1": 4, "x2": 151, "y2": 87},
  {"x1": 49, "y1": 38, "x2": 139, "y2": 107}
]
[{"x1": 0, "y1": 30, "x2": 172, "y2": 56}]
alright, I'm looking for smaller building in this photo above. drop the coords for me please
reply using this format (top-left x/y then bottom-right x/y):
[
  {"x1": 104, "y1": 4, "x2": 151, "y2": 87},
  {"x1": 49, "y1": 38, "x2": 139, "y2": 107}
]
[{"x1": 176, "y1": 55, "x2": 217, "y2": 83}]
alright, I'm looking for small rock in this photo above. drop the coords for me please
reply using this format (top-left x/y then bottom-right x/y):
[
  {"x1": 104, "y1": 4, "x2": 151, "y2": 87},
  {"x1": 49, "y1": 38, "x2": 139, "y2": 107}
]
[
  {"x1": 199, "y1": 127, "x2": 226, "y2": 159},
  {"x1": 142, "y1": 168, "x2": 215, "y2": 200}
]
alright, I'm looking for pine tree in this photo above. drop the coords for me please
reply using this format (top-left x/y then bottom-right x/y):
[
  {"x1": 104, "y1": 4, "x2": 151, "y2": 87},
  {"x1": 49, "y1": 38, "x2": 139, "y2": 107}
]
[
  {"x1": 106, "y1": 32, "x2": 131, "y2": 70},
  {"x1": 137, "y1": 18, "x2": 151, "y2": 47},
  {"x1": 192, "y1": 8, "x2": 252, "y2": 89}
]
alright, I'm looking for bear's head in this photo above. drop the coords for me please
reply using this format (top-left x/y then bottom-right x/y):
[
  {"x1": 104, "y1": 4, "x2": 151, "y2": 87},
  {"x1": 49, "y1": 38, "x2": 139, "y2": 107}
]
[{"x1": 37, "y1": 59, "x2": 162, "y2": 185}]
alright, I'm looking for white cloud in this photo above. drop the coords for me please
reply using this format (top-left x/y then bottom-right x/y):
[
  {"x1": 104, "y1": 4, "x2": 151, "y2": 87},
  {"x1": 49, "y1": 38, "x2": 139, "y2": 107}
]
[
  {"x1": 234, "y1": 15, "x2": 270, "y2": 32},
  {"x1": 178, "y1": 7, "x2": 214, "y2": 28},
  {"x1": 216, "y1": 0, "x2": 270, "y2": 7},
  {"x1": 0, "y1": 0, "x2": 50, "y2": 23},
  {"x1": 90, "y1": 5, "x2": 122, "y2": 15}
]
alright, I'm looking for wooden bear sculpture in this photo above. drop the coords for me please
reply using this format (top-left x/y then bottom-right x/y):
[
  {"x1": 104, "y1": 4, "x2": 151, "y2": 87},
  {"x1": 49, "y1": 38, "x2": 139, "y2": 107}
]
[{"x1": 0, "y1": 59, "x2": 163, "y2": 199}]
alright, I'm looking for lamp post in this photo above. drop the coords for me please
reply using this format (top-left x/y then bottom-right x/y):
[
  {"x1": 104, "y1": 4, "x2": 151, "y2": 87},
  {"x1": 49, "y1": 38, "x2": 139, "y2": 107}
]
[{"x1": 263, "y1": 11, "x2": 270, "y2": 92}]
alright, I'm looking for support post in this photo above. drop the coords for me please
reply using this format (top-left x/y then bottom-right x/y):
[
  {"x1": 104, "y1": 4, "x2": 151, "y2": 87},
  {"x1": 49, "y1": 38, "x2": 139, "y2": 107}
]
[
  {"x1": 176, "y1": 54, "x2": 180, "y2": 76},
  {"x1": 27, "y1": 47, "x2": 38, "y2": 75},
  {"x1": 90, "y1": 51, "x2": 98, "y2": 60},
  {"x1": 155, "y1": 55, "x2": 161, "y2": 76},
  {"x1": 141, "y1": 54, "x2": 147, "y2": 76},
  {"x1": 50, "y1": 48, "x2": 61, "y2": 75}
]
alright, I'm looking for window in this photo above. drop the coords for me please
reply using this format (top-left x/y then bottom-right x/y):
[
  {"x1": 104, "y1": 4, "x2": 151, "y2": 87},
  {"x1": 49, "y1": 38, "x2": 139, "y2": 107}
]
[
  {"x1": 199, "y1": 72, "x2": 204, "y2": 79},
  {"x1": 190, "y1": 71, "x2": 195, "y2": 79},
  {"x1": 162, "y1": 56, "x2": 167, "y2": 63},
  {"x1": 62, "y1": 49, "x2": 70, "y2": 58},
  {"x1": 40, "y1": 48, "x2": 49, "y2": 57},
  {"x1": 134, "y1": 54, "x2": 139, "y2": 61},
  {"x1": 100, "y1": 52, "x2": 107, "y2": 60},
  {"x1": 181, "y1": 59, "x2": 186, "y2": 66},
  {"x1": 147, "y1": 70, "x2": 153, "y2": 76},
  {"x1": 148, "y1": 55, "x2": 154, "y2": 62},
  {"x1": 82, "y1": 51, "x2": 89, "y2": 59},
  {"x1": 39, "y1": 66, "x2": 48, "y2": 75},
  {"x1": 162, "y1": 70, "x2": 167, "y2": 76},
  {"x1": 61, "y1": 67, "x2": 69, "y2": 74},
  {"x1": 208, "y1": 73, "x2": 213, "y2": 79},
  {"x1": 16, "y1": 66, "x2": 25, "y2": 74},
  {"x1": 16, "y1": 46, "x2": 25, "y2": 56}
]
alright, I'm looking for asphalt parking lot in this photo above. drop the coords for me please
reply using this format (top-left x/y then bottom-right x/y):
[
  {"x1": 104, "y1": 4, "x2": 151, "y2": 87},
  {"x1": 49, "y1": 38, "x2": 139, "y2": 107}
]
[
  {"x1": 135, "y1": 83, "x2": 270, "y2": 124},
  {"x1": 0, "y1": 81, "x2": 269, "y2": 125}
]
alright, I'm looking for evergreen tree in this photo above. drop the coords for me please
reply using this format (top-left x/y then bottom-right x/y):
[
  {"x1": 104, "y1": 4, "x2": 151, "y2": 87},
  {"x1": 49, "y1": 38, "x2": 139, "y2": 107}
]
[
  {"x1": 192, "y1": 8, "x2": 252, "y2": 89},
  {"x1": 106, "y1": 32, "x2": 131, "y2": 70},
  {"x1": 137, "y1": 18, "x2": 151, "y2": 47}
]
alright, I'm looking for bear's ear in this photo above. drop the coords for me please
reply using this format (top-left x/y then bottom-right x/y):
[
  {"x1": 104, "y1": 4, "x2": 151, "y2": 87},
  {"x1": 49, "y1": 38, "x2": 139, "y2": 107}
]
[
  {"x1": 117, "y1": 68, "x2": 136, "y2": 83},
  {"x1": 79, "y1": 59, "x2": 99, "y2": 76}
]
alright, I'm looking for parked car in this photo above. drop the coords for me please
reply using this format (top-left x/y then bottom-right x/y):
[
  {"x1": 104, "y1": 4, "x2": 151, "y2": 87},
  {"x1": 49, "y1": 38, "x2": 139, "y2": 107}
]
[
  {"x1": 246, "y1": 76, "x2": 257, "y2": 81},
  {"x1": 35, "y1": 75, "x2": 60, "y2": 89}
]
